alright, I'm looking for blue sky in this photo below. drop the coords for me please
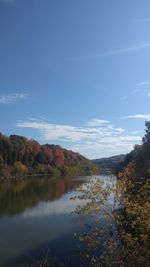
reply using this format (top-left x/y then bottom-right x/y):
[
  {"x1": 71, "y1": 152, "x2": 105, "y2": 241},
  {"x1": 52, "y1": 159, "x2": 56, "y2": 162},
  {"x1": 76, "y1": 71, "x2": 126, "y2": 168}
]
[{"x1": 0, "y1": 0, "x2": 150, "y2": 159}]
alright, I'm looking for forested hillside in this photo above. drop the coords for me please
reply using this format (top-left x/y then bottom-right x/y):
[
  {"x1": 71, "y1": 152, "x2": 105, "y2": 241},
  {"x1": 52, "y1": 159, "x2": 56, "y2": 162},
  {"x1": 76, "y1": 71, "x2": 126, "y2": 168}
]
[
  {"x1": 115, "y1": 121, "x2": 150, "y2": 266},
  {"x1": 93, "y1": 154, "x2": 126, "y2": 174},
  {"x1": 121, "y1": 120, "x2": 150, "y2": 179},
  {"x1": 0, "y1": 133, "x2": 95, "y2": 179}
]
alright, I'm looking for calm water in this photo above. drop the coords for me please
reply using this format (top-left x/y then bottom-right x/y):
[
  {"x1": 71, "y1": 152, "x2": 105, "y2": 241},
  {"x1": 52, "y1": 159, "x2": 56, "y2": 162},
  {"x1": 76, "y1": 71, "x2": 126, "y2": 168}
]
[{"x1": 0, "y1": 175, "x2": 112, "y2": 267}]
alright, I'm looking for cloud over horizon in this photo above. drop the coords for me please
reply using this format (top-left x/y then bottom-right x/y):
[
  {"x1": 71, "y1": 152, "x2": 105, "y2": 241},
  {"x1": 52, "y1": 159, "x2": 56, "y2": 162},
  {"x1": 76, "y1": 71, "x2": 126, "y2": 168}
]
[{"x1": 16, "y1": 118, "x2": 142, "y2": 159}]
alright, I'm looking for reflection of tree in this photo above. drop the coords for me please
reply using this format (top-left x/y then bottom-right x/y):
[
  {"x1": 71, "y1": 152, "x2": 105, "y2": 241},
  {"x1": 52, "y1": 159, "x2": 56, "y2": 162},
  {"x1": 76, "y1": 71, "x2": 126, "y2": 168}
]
[{"x1": 0, "y1": 177, "x2": 84, "y2": 216}]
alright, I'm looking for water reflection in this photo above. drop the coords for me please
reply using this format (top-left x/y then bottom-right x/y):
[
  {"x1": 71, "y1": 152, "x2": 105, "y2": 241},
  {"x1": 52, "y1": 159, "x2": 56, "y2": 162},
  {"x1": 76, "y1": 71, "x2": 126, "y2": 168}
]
[
  {"x1": 0, "y1": 175, "x2": 112, "y2": 267},
  {"x1": 0, "y1": 176, "x2": 89, "y2": 267},
  {"x1": 0, "y1": 176, "x2": 86, "y2": 217}
]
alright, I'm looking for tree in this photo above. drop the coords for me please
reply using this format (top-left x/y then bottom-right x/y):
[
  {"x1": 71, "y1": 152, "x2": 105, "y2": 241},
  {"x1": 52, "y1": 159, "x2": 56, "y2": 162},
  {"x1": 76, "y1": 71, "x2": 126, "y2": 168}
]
[
  {"x1": 0, "y1": 154, "x2": 4, "y2": 167},
  {"x1": 72, "y1": 172, "x2": 150, "y2": 267},
  {"x1": 13, "y1": 161, "x2": 28, "y2": 178},
  {"x1": 142, "y1": 120, "x2": 150, "y2": 146},
  {"x1": 0, "y1": 133, "x2": 95, "y2": 179}
]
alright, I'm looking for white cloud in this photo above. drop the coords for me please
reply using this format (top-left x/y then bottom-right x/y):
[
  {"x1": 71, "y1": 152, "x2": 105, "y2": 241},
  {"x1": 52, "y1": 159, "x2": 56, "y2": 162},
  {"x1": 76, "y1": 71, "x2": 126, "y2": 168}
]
[
  {"x1": 0, "y1": 93, "x2": 28, "y2": 104},
  {"x1": 125, "y1": 114, "x2": 150, "y2": 120},
  {"x1": 16, "y1": 118, "x2": 142, "y2": 159},
  {"x1": 107, "y1": 125, "x2": 125, "y2": 133},
  {"x1": 138, "y1": 81, "x2": 150, "y2": 86},
  {"x1": 72, "y1": 136, "x2": 141, "y2": 159},
  {"x1": 86, "y1": 119, "x2": 109, "y2": 127},
  {"x1": 16, "y1": 120, "x2": 101, "y2": 142},
  {"x1": 16, "y1": 119, "x2": 126, "y2": 143}
]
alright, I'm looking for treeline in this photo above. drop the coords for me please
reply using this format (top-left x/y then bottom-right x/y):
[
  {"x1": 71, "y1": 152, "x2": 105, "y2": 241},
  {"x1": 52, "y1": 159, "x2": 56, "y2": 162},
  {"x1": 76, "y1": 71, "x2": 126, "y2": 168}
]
[
  {"x1": 121, "y1": 120, "x2": 150, "y2": 179},
  {"x1": 0, "y1": 133, "x2": 95, "y2": 179},
  {"x1": 116, "y1": 122, "x2": 150, "y2": 266}
]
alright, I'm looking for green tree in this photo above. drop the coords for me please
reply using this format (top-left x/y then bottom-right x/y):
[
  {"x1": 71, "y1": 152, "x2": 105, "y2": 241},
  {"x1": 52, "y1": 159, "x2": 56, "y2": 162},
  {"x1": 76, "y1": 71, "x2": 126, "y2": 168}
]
[{"x1": 142, "y1": 120, "x2": 150, "y2": 146}]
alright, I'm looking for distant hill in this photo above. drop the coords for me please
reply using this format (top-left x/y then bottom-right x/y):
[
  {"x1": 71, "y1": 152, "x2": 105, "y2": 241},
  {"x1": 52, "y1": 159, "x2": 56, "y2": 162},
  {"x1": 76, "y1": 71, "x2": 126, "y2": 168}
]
[
  {"x1": 0, "y1": 133, "x2": 95, "y2": 179},
  {"x1": 93, "y1": 154, "x2": 126, "y2": 174}
]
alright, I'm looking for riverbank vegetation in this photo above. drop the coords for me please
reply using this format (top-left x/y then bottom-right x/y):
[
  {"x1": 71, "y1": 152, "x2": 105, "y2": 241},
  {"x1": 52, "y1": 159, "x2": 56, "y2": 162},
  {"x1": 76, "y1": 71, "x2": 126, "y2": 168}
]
[
  {"x1": 0, "y1": 133, "x2": 96, "y2": 179},
  {"x1": 72, "y1": 121, "x2": 150, "y2": 267}
]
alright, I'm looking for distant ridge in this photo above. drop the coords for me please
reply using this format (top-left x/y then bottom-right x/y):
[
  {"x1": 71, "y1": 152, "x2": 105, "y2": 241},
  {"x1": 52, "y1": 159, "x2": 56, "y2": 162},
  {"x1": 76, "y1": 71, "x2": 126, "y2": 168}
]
[{"x1": 92, "y1": 154, "x2": 126, "y2": 174}]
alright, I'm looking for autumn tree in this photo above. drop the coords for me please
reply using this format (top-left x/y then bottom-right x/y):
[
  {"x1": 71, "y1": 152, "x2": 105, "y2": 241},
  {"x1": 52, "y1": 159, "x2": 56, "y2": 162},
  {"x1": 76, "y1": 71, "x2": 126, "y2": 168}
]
[
  {"x1": 13, "y1": 161, "x2": 28, "y2": 178},
  {"x1": 72, "y1": 122, "x2": 150, "y2": 267},
  {"x1": 72, "y1": 173, "x2": 150, "y2": 267},
  {"x1": 0, "y1": 133, "x2": 95, "y2": 179}
]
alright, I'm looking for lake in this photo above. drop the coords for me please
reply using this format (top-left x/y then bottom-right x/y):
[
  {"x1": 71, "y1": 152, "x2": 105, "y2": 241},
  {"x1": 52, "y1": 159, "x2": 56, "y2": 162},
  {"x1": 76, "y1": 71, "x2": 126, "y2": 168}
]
[{"x1": 0, "y1": 175, "x2": 113, "y2": 267}]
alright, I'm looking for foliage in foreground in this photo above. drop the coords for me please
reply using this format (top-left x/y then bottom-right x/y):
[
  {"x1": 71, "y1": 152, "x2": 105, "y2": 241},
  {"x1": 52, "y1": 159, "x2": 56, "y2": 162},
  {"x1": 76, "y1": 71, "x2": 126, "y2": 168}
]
[
  {"x1": 71, "y1": 121, "x2": 150, "y2": 266},
  {"x1": 72, "y1": 173, "x2": 150, "y2": 267}
]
